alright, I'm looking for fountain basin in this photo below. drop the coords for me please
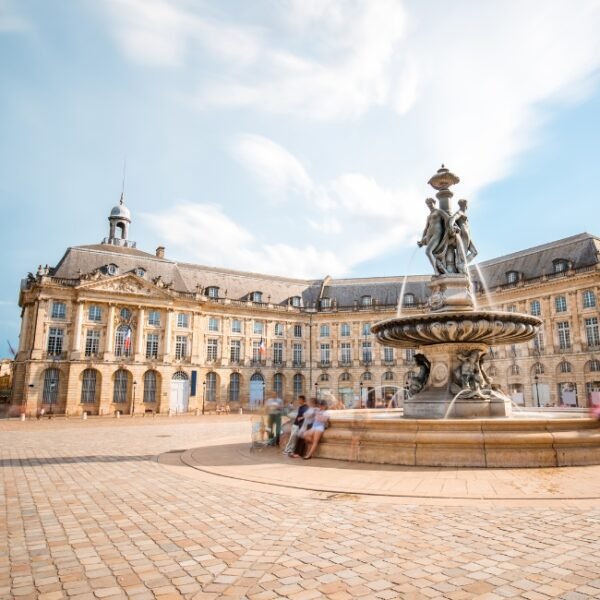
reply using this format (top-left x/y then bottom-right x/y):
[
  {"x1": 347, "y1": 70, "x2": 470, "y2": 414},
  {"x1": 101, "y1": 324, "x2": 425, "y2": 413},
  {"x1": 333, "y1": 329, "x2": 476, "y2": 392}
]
[
  {"x1": 316, "y1": 410, "x2": 600, "y2": 468},
  {"x1": 372, "y1": 310, "x2": 542, "y2": 348}
]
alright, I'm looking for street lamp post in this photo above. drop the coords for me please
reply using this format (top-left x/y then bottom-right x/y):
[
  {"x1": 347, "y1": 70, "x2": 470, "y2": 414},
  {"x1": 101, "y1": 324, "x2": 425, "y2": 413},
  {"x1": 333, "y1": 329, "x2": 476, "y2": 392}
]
[
  {"x1": 202, "y1": 381, "x2": 206, "y2": 415},
  {"x1": 534, "y1": 374, "x2": 540, "y2": 407},
  {"x1": 131, "y1": 380, "x2": 137, "y2": 416},
  {"x1": 314, "y1": 382, "x2": 319, "y2": 400},
  {"x1": 360, "y1": 382, "x2": 364, "y2": 408}
]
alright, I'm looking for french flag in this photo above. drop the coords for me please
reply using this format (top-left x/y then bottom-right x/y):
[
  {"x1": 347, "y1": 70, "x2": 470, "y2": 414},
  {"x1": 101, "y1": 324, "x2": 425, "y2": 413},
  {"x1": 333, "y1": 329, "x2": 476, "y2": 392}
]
[
  {"x1": 259, "y1": 338, "x2": 266, "y2": 356},
  {"x1": 124, "y1": 328, "x2": 132, "y2": 351}
]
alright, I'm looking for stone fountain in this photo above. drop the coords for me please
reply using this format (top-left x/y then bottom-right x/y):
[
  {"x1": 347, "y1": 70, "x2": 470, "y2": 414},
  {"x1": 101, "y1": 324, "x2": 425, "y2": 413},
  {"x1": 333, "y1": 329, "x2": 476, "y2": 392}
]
[
  {"x1": 372, "y1": 165, "x2": 541, "y2": 419},
  {"x1": 316, "y1": 166, "x2": 600, "y2": 467}
]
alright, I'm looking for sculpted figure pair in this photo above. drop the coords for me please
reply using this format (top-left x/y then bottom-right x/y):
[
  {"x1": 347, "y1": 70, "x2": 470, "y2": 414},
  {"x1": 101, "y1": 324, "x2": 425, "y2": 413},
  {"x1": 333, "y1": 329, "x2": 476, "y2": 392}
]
[{"x1": 418, "y1": 198, "x2": 477, "y2": 275}]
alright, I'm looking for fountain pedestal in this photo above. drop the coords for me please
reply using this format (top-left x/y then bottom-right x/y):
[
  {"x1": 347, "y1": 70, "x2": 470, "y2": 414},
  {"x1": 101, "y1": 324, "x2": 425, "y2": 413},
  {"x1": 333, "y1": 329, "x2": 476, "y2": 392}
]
[{"x1": 404, "y1": 342, "x2": 512, "y2": 419}]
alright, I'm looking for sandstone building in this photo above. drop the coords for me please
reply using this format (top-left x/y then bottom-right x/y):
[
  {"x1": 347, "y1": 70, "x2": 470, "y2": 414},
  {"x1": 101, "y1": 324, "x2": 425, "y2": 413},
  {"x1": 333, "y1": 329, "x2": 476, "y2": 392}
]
[{"x1": 10, "y1": 199, "x2": 600, "y2": 416}]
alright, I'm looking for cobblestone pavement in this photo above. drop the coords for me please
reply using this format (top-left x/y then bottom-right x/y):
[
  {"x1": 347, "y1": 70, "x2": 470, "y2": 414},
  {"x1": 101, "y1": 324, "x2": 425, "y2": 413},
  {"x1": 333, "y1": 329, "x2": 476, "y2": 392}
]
[{"x1": 2, "y1": 416, "x2": 600, "y2": 600}]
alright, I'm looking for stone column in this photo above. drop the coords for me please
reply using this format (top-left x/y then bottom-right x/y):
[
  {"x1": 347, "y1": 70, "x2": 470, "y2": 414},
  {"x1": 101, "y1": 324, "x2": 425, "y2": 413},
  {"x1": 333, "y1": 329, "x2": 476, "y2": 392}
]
[
  {"x1": 71, "y1": 301, "x2": 84, "y2": 359},
  {"x1": 31, "y1": 300, "x2": 47, "y2": 360},
  {"x1": 105, "y1": 305, "x2": 116, "y2": 359},
  {"x1": 135, "y1": 307, "x2": 145, "y2": 360},
  {"x1": 164, "y1": 310, "x2": 173, "y2": 360},
  {"x1": 191, "y1": 312, "x2": 202, "y2": 363}
]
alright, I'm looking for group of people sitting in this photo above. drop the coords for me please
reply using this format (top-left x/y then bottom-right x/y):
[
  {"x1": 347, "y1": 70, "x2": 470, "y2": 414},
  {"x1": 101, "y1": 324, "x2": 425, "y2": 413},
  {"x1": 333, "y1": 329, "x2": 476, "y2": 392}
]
[{"x1": 282, "y1": 395, "x2": 330, "y2": 460}]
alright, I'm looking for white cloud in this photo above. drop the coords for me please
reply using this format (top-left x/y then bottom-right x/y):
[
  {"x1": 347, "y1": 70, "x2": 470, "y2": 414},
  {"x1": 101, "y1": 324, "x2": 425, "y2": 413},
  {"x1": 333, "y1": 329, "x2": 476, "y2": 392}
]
[{"x1": 0, "y1": 0, "x2": 31, "y2": 33}]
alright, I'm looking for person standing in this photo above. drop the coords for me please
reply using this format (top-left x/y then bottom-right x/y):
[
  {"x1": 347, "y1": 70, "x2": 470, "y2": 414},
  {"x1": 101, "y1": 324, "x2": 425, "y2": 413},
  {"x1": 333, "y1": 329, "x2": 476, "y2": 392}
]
[
  {"x1": 265, "y1": 392, "x2": 284, "y2": 446},
  {"x1": 284, "y1": 395, "x2": 307, "y2": 455}
]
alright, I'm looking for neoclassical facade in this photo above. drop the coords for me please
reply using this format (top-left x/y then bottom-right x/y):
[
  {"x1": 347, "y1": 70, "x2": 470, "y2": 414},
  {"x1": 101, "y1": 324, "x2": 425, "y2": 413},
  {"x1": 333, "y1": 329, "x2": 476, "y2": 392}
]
[{"x1": 10, "y1": 199, "x2": 600, "y2": 416}]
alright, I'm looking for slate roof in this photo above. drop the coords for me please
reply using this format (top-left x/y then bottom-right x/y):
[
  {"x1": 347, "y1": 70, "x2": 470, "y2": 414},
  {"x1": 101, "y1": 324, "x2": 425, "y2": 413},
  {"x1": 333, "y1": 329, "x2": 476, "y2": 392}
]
[{"x1": 48, "y1": 232, "x2": 599, "y2": 307}]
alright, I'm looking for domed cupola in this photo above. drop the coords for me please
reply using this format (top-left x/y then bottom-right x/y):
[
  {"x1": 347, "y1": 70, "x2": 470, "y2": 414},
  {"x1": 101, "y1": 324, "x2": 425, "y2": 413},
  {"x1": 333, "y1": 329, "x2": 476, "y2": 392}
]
[{"x1": 103, "y1": 193, "x2": 136, "y2": 248}]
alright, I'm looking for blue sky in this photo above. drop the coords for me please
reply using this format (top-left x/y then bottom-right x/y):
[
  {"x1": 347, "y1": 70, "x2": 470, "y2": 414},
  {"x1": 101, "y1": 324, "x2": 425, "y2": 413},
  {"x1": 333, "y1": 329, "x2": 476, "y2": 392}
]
[{"x1": 1, "y1": 0, "x2": 600, "y2": 357}]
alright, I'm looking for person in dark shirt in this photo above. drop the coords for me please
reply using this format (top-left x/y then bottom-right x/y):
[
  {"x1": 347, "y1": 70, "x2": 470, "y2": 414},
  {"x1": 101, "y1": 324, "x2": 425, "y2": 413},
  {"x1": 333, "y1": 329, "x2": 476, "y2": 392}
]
[{"x1": 283, "y1": 395, "x2": 307, "y2": 454}]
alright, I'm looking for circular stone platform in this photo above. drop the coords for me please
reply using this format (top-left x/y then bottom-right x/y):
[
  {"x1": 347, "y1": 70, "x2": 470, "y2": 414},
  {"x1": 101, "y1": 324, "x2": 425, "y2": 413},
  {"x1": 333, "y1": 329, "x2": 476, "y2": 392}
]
[{"x1": 318, "y1": 410, "x2": 600, "y2": 468}]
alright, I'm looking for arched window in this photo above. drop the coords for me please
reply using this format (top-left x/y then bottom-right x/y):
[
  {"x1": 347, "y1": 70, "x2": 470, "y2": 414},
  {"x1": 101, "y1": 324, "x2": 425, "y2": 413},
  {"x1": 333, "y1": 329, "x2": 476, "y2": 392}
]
[
  {"x1": 587, "y1": 360, "x2": 600, "y2": 373},
  {"x1": 339, "y1": 372, "x2": 351, "y2": 382},
  {"x1": 229, "y1": 373, "x2": 240, "y2": 402},
  {"x1": 510, "y1": 364, "x2": 520, "y2": 376},
  {"x1": 293, "y1": 374, "x2": 304, "y2": 395},
  {"x1": 583, "y1": 290, "x2": 597, "y2": 309},
  {"x1": 81, "y1": 369, "x2": 97, "y2": 404},
  {"x1": 43, "y1": 368, "x2": 59, "y2": 404},
  {"x1": 206, "y1": 372, "x2": 217, "y2": 402},
  {"x1": 143, "y1": 371, "x2": 157, "y2": 403},
  {"x1": 318, "y1": 373, "x2": 329, "y2": 382},
  {"x1": 362, "y1": 372, "x2": 372, "y2": 381},
  {"x1": 559, "y1": 361, "x2": 572, "y2": 374},
  {"x1": 273, "y1": 373, "x2": 283, "y2": 395},
  {"x1": 403, "y1": 293, "x2": 415, "y2": 306},
  {"x1": 115, "y1": 325, "x2": 132, "y2": 357},
  {"x1": 533, "y1": 363, "x2": 545, "y2": 376},
  {"x1": 113, "y1": 370, "x2": 129, "y2": 403},
  {"x1": 383, "y1": 371, "x2": 394, "y2": 381},
  {"x1": 172, "y1": 371, "x2": 188, "y2": 380}
]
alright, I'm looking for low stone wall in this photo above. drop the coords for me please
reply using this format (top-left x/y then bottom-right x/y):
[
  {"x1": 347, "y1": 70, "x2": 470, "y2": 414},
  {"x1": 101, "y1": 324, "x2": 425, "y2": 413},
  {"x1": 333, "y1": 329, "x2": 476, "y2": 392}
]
[{"x1": 317, "y1": 410, "x2": 600, "y2": 468}]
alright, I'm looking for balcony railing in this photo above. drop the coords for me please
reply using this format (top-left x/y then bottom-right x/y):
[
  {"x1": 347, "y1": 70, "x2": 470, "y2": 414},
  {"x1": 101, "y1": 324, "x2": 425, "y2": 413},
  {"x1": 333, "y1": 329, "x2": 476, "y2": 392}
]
[
  {"x1": 318, "y1": 361, "x2": 331, "y2": 368},
  {"x1": 43, "y1": 352, "x2": 68, "y2": 360},
  {"x1": 339, "y1": 360, "x2": 353, "y2": 367},
  {"x1": 251, "y1": 359, "x2": 266, "y2": 367},
  {"x1": 292, "y1": 361, "x2": 305, "y2": 368}
]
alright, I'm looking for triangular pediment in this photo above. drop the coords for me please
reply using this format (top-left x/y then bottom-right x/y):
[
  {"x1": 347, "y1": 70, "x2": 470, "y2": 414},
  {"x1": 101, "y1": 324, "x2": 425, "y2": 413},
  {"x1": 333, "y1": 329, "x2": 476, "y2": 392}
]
[{"x1": 76, "y1": 274, "x2": 175, "y2": 299}]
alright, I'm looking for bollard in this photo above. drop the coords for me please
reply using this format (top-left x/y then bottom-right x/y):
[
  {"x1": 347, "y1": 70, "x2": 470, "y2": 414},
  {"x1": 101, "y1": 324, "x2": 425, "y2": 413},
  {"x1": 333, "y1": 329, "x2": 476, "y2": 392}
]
[
  {"x1": 168, "y1": 409, "x2": 173, "y2": 417},
  {"x1": 239, "y1": 407, "x2": 243, "y2": 415},
  {"x1": 82, "y1": 411, "x2": 87, "y2": 420},
  {"x1": 115, "y1": 410, "x2": 120, "y2": 419},
  {"x1": 195, "y1": 408, "x2": 200, "y2": 416},
  {"x1": 20, "y1": 413, "x2": 26, "y2": 422}
]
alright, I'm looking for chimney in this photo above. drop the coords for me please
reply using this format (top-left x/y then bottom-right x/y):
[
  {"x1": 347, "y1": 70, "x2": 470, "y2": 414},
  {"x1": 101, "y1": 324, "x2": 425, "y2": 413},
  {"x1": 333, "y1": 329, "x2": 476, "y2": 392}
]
[{"x1": 156, "y1": 246, "x2": 165, "y2": 258}]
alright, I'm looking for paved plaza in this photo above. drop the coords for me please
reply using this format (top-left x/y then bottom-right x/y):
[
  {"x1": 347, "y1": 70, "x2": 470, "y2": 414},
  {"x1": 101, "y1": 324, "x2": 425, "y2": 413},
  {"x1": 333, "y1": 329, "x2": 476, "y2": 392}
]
[{"x1": 2, "y1": 416, "x2": 600, "y2": 600}]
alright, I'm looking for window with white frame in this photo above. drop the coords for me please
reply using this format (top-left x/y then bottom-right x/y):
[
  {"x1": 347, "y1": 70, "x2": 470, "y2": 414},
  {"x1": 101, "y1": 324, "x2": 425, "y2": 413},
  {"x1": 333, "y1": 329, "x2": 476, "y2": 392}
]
[
  {"x1": 320, "y1": 343, "x2": 330, "y2": 364},
  {"x1": 553, "y1": 259, "x2": 569, "y2": 273},
  {"x1": 207, "y1": 286, "x2": 219, "y2": 298},
  {"x1": 340, "y1": 372, "x2": 351, "y2": 382},
  {"x1": 88, "y1": 305, "x2": 102, "y2": 322},
  {"x1": 208, "y1": 317, "x2": 219, "y2": 332},
  {"x1": 534, "y1": 363, "x2": 545, "y2": 375},
  {"x1": 383, "y1": 371, "x2": 394, "y2": 381},
  {"x1": 506, "y1": 271, "x2": 519, "y2": 283},
  {"x1": 143, "y1": 371, "x2": 157, "y2": 403},
  {"x1": 175, "y1": 335, "x2": 188, "y2": 360},
  {"x1": 177, "y1": 313, "x2": 189, "y2": 328},
  {"x1": 589, "y1": 360, "x2": 600, "y2": 372},
  {"x1": 230, "y1": 319, "x2": 242, "y2": 334},
  {"x1": 340, "y1": 323, "x2": 350, "y2": 337},
  {"x1": 51, "y1": 302, "x2": 66, "y2": 320},
  {"x1": 293, "y1": 324, "x2": 302, "y2": 337},
  {"x1": 293, "y1": 343, "x2": 303, "y2": 365},
  {"x1": 291, "y1": 296, "x2": 301, "y2": 307},
  {"x1": 361, "y1": 323, "x2": 371, "y2": 336},
  {"x1": 206, "y1": 372, "x2": 217, "y2": 402},
  {"x1": 506, "y1": 304, "x2": 516, "y2": 313},
  {"x1": 406, "y1": 348, "x2": 416, "y2": 362},
  {"x1": 148, "y1": 311, "x2": 161, "y2": 326},
  {"x1": 251, "y1": 291, "x2": 263, "y2": 303},
  {"x1": 273, "y1": 373, "x2": 283, "y2": 395},
  {"x1": 340, "y1": 343, "x2": 352, "y2": 363},
  {"x1": 229, "y1": 373, "x2": 240, "y2": 402},
  {"x1": 43, "y1": 368, "x2": 59, "y2": 404},
  {"x1": 555, "y1": 296, "x2": 567, "y2": 313},
  {"x1": 113, "y1": 370, "x2": 128, "y2": 403},
  {"x1": 273, "y1": 342, "x2": 283, "y2": 363},
  {"x1": 585, "y1": 317, "x2": 600, "y2": 347},
  {"x1": 361, "y1": 295, "x2": 372, "y2": 306},
  {"x1": 47, "y1": 327, "x2": 64, "y2": 355},
  {"x1": 583, "y1": 290, "x2": 597, "y2": 309},
  {"x1": 146, "y1": 333, "x2": 159, "y2": 359},
  {"x1": 320, "y1": 324, "x2": 330, "y2": 337},
  {"x1": 510, "y1": 364, "x2": 520, "y2": 376},
  {"x1": 320, "y1": 297, "x2": 331, "y2": 308},
  {"x1": 120, "y1": 307, "x2": 132, "y2": 320},
  {"x1": 533, "y1": 331, "x2": 545, "y2": 353},
  {"x1": 362, "y1": 341, "x2": 372, "y2": 362},
  {"x1": 384, "y1": 347, "x2": 394, "y2": 362},
  {"x1": 274, "y1": 323, "x2": 284, "y2": 336},
  {"x1": 403, "y1": 293, "x2": 415, "y2": 306},
  {"x1": 530, "y1": 300, "x2": 541, "y2": 316},
  {"x1": 559, "y1": 362, "x2": 572, "y2": 373},
  {"x1": 293, "y1": 374, "x2": 303, "y2": 395},
  {"x1": 253, "y1": 321, "x2": 264, "y2": 335},
  {"x1": 557, "y1": 321, "x2": 571, "y2": 349},
  {"x1": 114, "y1": 325, "x2": 132, "y2": 357},
  {"x1": 230, "y1": 339, "x2": 241, "y2": 363},
  {"x1": 252, "y1": 340, "x2": 263, "y2": 362},
  {"x1": 84, "y1": 330, "x2": 100, "y2": 357},
  {"x1": 81, "y1": 369, "x2": 96, "y2": 404},
  {"x1": 206, "y1": 339, "x2": 218, "y2": 361}
]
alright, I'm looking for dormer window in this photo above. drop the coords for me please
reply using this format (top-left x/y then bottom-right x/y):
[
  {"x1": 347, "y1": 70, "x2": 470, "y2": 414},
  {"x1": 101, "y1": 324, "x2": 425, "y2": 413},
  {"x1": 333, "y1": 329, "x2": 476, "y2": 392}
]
[
  {"x1": 403, "y1": 293, "x2": 415, "y2": 306},
  {"x1": 206, "y1": 286, "x2": 219, "y2": 299},
  {"x1": 320, "y1": 297, "x2": 331, "y2": 309},
  {"x1": 134, "y1": 267, "x2": 145, "y2": 278},
  {"x1": 553, "y1": 259, "x2": 570, "y2": 273},
  {"x1": 361, "y1": 295, "x2": 372, "y2": 306},
  {"x1": 106, "y1": 264, "x2": 119, "y2": 276},
  {"x1": 251, "y1": 291, "x2": 263, "y2": 303},
  {"x1": 506, "y1": 270, "x2": 520, "y2": 284},
  {"x1": 290, "y1": 296, "x2": 301, "y2": 307}
]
